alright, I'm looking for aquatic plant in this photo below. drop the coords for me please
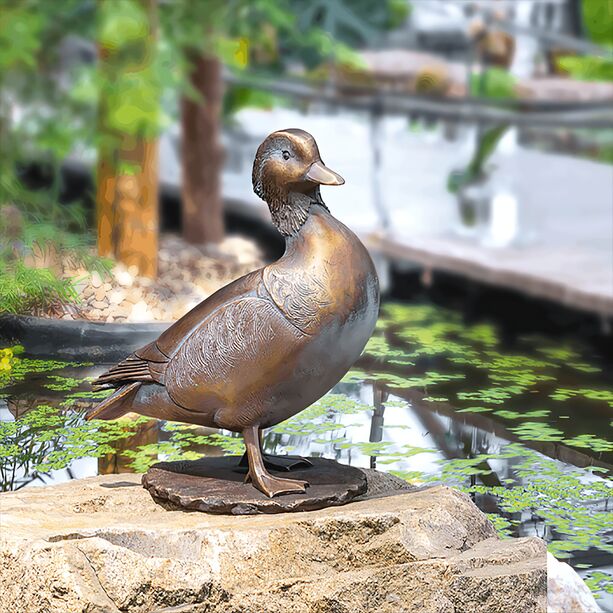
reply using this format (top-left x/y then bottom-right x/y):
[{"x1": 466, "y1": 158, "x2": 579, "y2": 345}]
[
  {"x1": 564, "y1": 435, "x2": 613, "y2": 454},
  {"x1": 0, "y1": 404, "x2": 144, "y2": 490},
  {"x1": 585, "y1": 571, "x2": 613, "y2": 598},
  {"x1": 122, "y1": 440, "x2": 203, "y2": 473},
  {"x1": 494, "y1": 409, "x2": 550, "y2": 420},
  {"x1": 362, "y1": 335, "x2": 415, "y2": 367},
  {"x1": 456, "y1": 406, "x2": 492, "y2": 413},
  {"x1": 457, "y1": 385, "x2": 526, "y2": 404},
  {"x1": 116, "y1": 425, "x2": 247, "y2": 473},
  {"x1": 510, "y1": 421, "x2": 565, "y2": 443},
  {"x1": 43, "y1": 375, "x2": 88, "y2": 392},
  {"x1": 551, "y1": 388, "x2": 613, "y2": 408},
  {"x1": 0, "y1": 348, "x2": 90, "y2": 395}
]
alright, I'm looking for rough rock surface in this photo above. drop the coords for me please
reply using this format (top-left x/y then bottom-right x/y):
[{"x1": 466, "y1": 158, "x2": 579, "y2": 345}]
[
  {"x1": 547, "y1": 553, "x2": 602, "y2": 613},
  {"x1": 0, "y1": 472, "x2": 547, "y2": 613}
]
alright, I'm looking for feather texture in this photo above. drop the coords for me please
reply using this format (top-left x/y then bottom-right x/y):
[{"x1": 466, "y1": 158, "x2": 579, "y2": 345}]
[
  {"x1": 166, "y1": 296, "x2": 304, "y2": 411},
  {"x1": 94, "y1": 354, "x2": 162, "y2": 387}
]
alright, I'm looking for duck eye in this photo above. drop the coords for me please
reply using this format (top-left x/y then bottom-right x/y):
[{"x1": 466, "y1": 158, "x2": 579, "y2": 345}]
[{"x1": 282, "y1": 150, "x2": 290, "y2": 161}]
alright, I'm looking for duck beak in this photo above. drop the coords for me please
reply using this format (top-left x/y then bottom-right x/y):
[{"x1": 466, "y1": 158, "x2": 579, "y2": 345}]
[{"x1": 305, "y1": 161, "x2": 345, "y2": 186}]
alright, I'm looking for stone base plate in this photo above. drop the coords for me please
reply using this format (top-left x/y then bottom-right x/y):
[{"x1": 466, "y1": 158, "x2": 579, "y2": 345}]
[{"x1": 142, "y1": 456, "x2": 367, "y2": 515}]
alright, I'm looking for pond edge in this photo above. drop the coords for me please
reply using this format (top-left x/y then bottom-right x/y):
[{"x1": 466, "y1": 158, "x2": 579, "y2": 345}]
[{"x1": 0, "y1": 314, "x2": 169, "y2": 362}]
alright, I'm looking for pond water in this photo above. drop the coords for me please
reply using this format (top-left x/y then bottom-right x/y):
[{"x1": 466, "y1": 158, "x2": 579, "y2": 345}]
[{"x1": 1, "y1": 301, "x2": 612, "y2": 608}]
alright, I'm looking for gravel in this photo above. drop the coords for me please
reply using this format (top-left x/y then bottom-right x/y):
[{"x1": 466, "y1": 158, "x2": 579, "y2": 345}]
[{"x1": 45, "y1": 234, "x2": 265, "y2": 323}]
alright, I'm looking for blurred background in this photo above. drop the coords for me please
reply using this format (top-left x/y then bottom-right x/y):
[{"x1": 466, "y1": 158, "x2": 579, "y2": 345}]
[
  {"x1": 1, "y1": 0, "x2": 612, "y2": 607},
  {"x1": 0, "y1": 0, "x2": 611, "y2": 326}
]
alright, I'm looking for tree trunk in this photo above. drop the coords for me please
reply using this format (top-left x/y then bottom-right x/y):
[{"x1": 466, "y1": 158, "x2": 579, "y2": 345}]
[
  {"x1": 180, "y1": 52, "x2": 224, "y2": 245},
  {"x1": 114, "y1": 137, "x2": 159, "y2": 278},
  {"x1": 94, "y1": 133, "x2": 115, "y2": 259},
  {"x1": 96, "y1": 0, "x2": 160, "y2": 278}
]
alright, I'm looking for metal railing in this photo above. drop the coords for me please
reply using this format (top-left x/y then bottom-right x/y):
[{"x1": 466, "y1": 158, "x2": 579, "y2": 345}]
[{"x1": 224, "y1": 72, "x2": 613, "y2": 129}]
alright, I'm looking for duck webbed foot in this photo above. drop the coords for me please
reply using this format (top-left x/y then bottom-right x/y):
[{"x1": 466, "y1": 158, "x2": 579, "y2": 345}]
[
  {"x1": 244, "y1": 470, "x2": 309, "y2": 497},
  {"x1": 242, "y1": 426, "x2": 310, "y2": 498}
]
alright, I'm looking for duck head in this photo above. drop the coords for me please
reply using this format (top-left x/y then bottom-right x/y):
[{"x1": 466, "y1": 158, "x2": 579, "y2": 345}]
[{"x1": 252, "y1": 129, "x2": 344, "y2": 236}]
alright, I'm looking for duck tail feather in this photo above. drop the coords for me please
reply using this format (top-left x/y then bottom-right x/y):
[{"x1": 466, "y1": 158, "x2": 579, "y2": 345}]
[{"x1": 87, "y1": 382, "x2": 141, "y2": 421}]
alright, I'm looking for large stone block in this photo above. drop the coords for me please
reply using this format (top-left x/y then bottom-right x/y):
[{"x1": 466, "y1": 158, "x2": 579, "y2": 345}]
[{"x1": 0, "y1": 472, "x2": 547, "y2": 612}]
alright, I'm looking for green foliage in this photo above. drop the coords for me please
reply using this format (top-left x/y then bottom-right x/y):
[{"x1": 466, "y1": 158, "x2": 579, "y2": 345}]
[
  {"x1": 0, "y1": 1, "x2": 96, "y2": 167},
  {"x1": 111, "y1": 424, "x2": 246, "y2": 473},
  {"x1": 448, "y1": 124, "x2": 509, "y2": 193},
  {"x1": 340, "y1": 369, "x2": 365, "y2": 383},
  {"x1": 0, "y1": 180, "x2": 111, "y2": 317},
  {"x1": 363, "y1": 335, "x2": 415, "y2": 366},
  {"x1": 97, "y1": 0, "x2": 166, "y2": 142},
  {"x1": 467, "y1": 124, "x2": 510, "y2": 176},
  {"x1": 0, "y1": 1, "x2": 112, "y2": 312},
  {"x1": 162, "y1": 0, "x2": 406, "y2": 117},
  {"x1": 449, "y1": 443, "x2": 612, "y2": 561},
  {"x1": 1, "y1": 0, "x2": 409, "y2": 269},
  {"x1": 285, "y1": 0, "x2": 407, "y2": 69},
  {"x1": 0, "y1": 405, "x2": 76, "y2": 490},
  {"x1": 487, "y1": 446, "x2": 611, "y2": 555},
  {"x1": 44, "y1": 375, "x2": 87, "y2": 392},
  {"x1": 537, "y1": 345, "x2": 581, "y2": 361},
  {"x1": 293, "y1": 0, "x2": 408, "y2": 49},
  {"x1": 354, "y1": 302, "x2": 613, "y2": 460},
  {"x1": 0, "y1": 260, "x2": 78, "y2": 315},
  {"x1": 556, "y1": 0, "x2": 613, "y2": 85},
  {"x1": 557, "y1": 55, "x2": 613, "y2": 82},
  {"x1": 581, "y1": 0, "x2": 613, "y2": 47},
  {"x1": 272, "y1": 393, "x2": 370, "y2": 438},
  {"x1": 470, "y1": 68, "x2": 517, "y2": 99},
  {"x1": 223, "y1": 85, "x2": 281, "y2": 119},
  {"x1": 564, "y1": 434, "x2": 613, "y2": 453},
  {"x1": 98, "y1": 0, "x2": 149, "y2": 49},
  {"x1": 0, "y1": 1, "x2": 159, "y2": 295},
  {"x1": 122, "y1": 441, "x2": 201, "y2": 473},
  {"x1": 0, "y1": 4, "x2": 43, "y2": 70},
  {"x1": 449, "y1": 68, "x2": 515, "y2": 194},
  {"x1": 456, "y1": 406, "x2": 492, "y2": 413},
  {"x1": 494, "y1": 409, "x2": 550, "y2": 420}
]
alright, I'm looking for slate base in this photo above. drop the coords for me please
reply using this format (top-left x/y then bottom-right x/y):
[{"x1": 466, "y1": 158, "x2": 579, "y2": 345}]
[{"x1": 142, "y1": 456, "x2": 367, "y2": 515}]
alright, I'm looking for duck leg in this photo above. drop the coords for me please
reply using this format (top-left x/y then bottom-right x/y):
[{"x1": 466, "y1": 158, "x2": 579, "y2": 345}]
[
  {"x1": 242, "y1": 425, "x2": 309, "y2": 498},
  {"x1": 238, "y1": 430, "x2": 312, "y2": 471}
]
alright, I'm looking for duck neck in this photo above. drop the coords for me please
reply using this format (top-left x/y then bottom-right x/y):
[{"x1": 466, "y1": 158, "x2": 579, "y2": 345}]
[{"x1": 268, "y1": 187, "x2": 329, "y2": 237}]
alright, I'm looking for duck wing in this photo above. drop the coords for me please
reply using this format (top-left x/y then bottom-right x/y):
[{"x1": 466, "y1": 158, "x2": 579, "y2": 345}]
[
  {"x1": 164, "y1": 293, "x2": 306, "y2": 414},
  {"x1": 94, "y1": 269, "x2": 265, "y2": 388}
]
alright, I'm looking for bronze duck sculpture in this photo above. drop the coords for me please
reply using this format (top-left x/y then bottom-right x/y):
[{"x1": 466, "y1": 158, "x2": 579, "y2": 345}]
[{"x1": 89, "y1": 129, "x2": 380, "y2": 497}]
